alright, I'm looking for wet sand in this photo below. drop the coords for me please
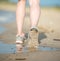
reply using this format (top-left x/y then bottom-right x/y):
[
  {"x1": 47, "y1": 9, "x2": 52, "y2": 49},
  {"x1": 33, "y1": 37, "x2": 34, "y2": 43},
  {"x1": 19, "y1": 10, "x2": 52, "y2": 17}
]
[
  {"x1": 0, "y1": 3, "x2": 60, "y2": 61},
  {"x1": 0, "y1": 51, "x2": 60, "y2": 61}
]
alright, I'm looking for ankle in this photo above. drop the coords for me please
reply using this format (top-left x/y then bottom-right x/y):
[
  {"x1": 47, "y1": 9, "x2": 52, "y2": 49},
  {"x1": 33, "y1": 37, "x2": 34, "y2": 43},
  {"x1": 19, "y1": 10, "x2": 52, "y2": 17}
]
[
  {"x1": 30, "y1": 26, "x2": 37, "y2": 29},
  {"x1": 30, "y1": 26, "x2": 39, "y2": 32},
  {"x1": 16, "y1": 33, "x2": 25, "y2": 37}
]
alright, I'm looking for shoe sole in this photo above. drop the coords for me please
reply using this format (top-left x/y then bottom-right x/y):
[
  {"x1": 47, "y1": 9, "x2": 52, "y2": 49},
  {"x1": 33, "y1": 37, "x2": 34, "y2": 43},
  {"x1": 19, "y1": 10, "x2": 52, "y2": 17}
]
[{"x1": 27, "y1": 29, "x2": 39, "y2": 49}]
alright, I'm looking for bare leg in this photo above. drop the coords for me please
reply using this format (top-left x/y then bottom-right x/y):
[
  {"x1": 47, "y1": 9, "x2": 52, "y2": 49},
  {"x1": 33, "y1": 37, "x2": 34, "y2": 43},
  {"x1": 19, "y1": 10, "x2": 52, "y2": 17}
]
[
  {"x1": 16, "y1": 0, "x2": 26, "y2": 52},
  {"x1": 16, "y1": 0, "x2": 26, "y2": 36},
  {"x1": 29, "y1": 0, "x2": 40, "y2": 28},
  {"x1": 27, "y1": 0, "x2": 40, "y2": 48}
]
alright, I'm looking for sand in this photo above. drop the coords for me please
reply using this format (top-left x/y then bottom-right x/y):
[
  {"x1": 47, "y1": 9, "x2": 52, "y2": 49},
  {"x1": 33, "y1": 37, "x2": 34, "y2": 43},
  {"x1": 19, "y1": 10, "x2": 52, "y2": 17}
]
[
  {"x1": 0, "y1": 3, "x2": 60, "y2": 61},
  {"x1": 0, "y1": 51, "x2": 60, "y2": 61}
]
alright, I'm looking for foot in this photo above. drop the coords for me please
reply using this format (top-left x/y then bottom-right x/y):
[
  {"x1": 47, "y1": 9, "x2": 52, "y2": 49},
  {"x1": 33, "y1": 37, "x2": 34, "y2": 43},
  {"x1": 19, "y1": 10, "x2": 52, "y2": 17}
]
[
  {"x1": 27, "y1": 27, "x2": 39, "y2": 49},
  {"x1": 16, "y1": 35, "x2": 26, "y2": 52}
]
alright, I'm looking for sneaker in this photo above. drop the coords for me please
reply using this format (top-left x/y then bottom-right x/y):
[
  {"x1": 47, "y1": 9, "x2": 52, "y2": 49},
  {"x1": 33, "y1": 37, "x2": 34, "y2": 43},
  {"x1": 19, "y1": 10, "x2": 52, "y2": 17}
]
[
  {"x1": 27, "y1": 27, "x2": 39, "y2": 49},
  {"x1": 16, "y1": 35, "x2": 26, "y2": 52}
]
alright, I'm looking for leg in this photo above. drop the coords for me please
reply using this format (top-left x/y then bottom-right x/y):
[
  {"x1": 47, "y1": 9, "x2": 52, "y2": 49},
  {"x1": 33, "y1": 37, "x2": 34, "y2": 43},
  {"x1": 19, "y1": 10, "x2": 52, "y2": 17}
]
[
  {"x1": 27, "y1": 0, "x2": 41, "y2": 49},
  {"x1": 16, "y1": 0, "x2": 26, "y2": 52},
  {"x1": 29, "y1": 0, "x2": 40, "y2": 28},
  {"x1": 16, "y1": 0, "x2": 26, "y2": 37}
]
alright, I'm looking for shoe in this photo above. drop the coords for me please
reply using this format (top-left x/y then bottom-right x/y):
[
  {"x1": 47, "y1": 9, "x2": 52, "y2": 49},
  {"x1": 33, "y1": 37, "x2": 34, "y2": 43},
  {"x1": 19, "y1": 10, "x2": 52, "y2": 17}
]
[
  {"x1": 16, "y1": 35, "x2": 26, "y2": 52},
  {"x1": 27, "y1": 27, "x2": 39, "y2": 49}
]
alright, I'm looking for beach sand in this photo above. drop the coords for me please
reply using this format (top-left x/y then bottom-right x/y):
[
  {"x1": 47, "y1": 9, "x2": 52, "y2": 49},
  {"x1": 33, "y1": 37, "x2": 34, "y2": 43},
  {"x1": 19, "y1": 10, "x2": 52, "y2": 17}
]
[
  {"x1": 0, "y1": 3, "x2": 60, "y2": 61},
  {"x1": 0, "y1": 51, "x2": 60, "y2": 61}
]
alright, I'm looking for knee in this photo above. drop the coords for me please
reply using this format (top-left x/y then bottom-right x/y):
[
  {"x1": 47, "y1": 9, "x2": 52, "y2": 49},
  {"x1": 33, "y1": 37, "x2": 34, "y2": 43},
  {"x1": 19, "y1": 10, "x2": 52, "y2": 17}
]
[{"x1": 29, "y1": 0, "x2": 40, "y2": 7}]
